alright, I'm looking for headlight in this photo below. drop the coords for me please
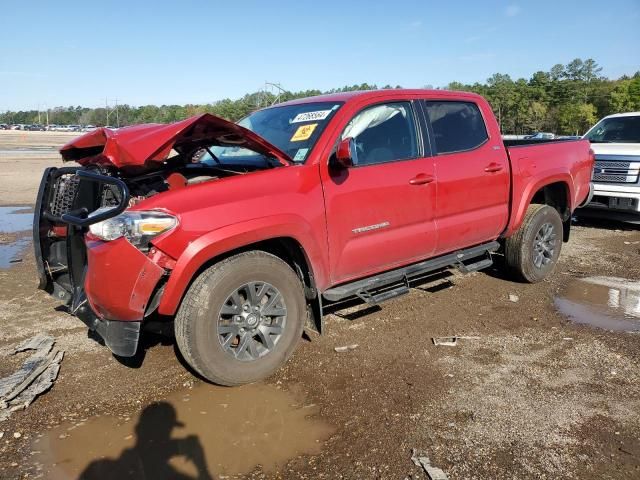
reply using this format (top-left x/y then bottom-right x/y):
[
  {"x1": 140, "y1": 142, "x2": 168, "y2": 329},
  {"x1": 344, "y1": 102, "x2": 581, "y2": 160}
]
[{"x1": 89, "y1": 210, "x2": 177, "y2": 249}]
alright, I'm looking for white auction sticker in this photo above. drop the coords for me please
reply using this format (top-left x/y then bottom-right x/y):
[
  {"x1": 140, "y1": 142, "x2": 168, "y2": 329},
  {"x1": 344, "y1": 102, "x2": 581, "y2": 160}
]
[
  {"x1": 291, "y1": 110, "x2": 332, "y2": 123},
  {"x1": 293, "y1": 148, "x2": 309, "y2": 161}
]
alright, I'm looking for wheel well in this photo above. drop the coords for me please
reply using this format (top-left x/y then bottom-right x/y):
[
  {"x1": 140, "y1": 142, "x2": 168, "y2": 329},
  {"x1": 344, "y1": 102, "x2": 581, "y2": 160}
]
[
  {"x1": 184, "y1": 237, "x2": 322, "y2": 333},
  {"x1": 193, "y1": 237, "x2": 317, "y2": 297},
  {"x1": 529, "y1": 181, "x2": 571, "y2": 241}
]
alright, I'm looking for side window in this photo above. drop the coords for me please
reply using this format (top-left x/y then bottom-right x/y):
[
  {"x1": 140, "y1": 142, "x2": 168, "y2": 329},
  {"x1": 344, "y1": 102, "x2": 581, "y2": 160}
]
[
  {"x1": 341, "y1": 102, "x2": 418, "y2": 166},
  {"x1": 424, "y1": 101, "x2": 488, "y2": 154}
]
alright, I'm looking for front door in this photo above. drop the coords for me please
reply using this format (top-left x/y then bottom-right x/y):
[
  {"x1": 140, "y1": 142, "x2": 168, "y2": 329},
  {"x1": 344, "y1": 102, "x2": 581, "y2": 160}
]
[{"x1": 320, "y1": 101, "x2": 437, "y2": 285}]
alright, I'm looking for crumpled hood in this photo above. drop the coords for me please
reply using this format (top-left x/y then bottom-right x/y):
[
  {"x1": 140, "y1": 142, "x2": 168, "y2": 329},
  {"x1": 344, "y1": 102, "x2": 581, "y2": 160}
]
[{"x1": 59, "y1": 113, "x2": 292, "y2": 168}]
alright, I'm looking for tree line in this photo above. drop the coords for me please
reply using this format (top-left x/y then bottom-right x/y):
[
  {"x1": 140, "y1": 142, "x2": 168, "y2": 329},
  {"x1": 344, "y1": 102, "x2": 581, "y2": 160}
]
[{"x1": 2, "y1": 59, "x2": 638, "y2": 135}]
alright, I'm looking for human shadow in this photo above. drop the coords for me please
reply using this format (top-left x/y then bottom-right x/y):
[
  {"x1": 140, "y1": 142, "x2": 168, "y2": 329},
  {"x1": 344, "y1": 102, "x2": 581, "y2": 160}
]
[{"x1": 79, "y1": 401, "x2": 215, "y2": 480}]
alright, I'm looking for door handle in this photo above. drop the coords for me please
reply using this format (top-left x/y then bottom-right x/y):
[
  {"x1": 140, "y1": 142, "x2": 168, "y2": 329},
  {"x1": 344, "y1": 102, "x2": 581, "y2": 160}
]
[
  {"x1": 484, "y1": 162, "x2": 503, "y2": 173},
  {"x1": 409, "y1": 173, "x2": 435, "y2": 185}
]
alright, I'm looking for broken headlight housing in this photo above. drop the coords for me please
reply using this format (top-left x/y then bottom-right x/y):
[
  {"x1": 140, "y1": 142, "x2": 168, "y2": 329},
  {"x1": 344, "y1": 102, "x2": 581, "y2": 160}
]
[{"x1": 88, "y1": 210, "x2": 177, "y2": 249}]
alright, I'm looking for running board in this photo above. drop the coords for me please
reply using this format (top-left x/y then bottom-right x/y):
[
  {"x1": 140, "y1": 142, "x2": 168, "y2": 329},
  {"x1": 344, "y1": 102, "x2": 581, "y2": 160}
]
[
  {"x1": 355, "y1": 283, "x2": 410, "y2": 305},
  {"x1": 457, "y1": 256, "x2": 493, "y2": 274},
  {"x1": 322, "y1": 241, "x2": 499, "y2": 303}
]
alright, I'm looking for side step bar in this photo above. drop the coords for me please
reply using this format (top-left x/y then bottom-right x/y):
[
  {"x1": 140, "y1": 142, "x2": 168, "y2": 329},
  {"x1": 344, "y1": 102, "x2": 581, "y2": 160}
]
[
  {"x1": 322, "y1": 241, "x2": 499, "y2": 303},
  {"x1": 457, "y1": 257, "x2": 493, "y2": 274}
]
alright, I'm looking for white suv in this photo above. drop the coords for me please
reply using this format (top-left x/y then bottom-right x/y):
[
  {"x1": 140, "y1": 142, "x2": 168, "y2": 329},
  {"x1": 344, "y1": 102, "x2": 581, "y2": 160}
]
[{"x1": 583, "y1": 112, "x2": 640, "y2": 221}]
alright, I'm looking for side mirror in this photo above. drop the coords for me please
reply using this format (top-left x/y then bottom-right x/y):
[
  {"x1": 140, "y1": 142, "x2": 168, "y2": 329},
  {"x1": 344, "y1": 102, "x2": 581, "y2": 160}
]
[{"x1": 335, "y1": 137, "x2": 357, "y2": 168}]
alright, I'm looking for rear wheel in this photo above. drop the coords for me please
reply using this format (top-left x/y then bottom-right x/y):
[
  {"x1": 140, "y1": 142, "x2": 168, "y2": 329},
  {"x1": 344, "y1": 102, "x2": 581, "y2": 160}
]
[
  {"x1": 175, "y1": 251, "x2": 306, "y2": 386},
  {"x1": 504, "y1": 204, "x2": 563, "y2": 283}
]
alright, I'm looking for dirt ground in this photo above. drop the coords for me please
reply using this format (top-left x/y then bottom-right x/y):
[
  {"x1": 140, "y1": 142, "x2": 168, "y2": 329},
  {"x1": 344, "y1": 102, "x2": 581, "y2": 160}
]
[{"x1": 0, "y1": 132, "x2": 639, "y2": 479}]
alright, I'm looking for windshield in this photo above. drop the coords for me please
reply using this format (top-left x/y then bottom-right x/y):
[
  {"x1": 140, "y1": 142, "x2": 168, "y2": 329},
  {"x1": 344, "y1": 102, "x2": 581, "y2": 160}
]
[
  {"x1": 585, "y1": 116, "x2": 640, "y2": 143},
  {"x1": 200, "y1": 101, "x2": 342, "y2": 166}
]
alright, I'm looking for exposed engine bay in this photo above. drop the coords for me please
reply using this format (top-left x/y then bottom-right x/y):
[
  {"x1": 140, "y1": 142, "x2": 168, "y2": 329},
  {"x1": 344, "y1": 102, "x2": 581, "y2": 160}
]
[{"x1": 60, "y1": 147, "x2": 269, "y2": 212}]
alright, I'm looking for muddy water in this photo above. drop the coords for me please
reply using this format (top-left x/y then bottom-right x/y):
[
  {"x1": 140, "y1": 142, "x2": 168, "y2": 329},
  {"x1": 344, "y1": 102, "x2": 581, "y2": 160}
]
[
  {"x1": 555, "y1": 276, "x2": 640, "y2": 332},
  {"x1": 0, "y1": 206, "x2": 33, "y2": 233},
  {"x1": 0, "y1": 206, "x2": 33, "y2": 268},
  {"x1": 34, "y1": 383, "x2": 333, "y2": 479},
  {"x1": 0, "y1": 237, "x2": 31, "y2": 268}
]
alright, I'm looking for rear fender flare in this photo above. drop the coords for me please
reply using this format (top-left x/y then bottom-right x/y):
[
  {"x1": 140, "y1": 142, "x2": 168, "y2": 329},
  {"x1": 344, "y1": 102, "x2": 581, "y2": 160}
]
[
  {"x1": 506, "y1": 174, "x2": 574, "y2": 237},
  {"x1": 157, "y1": 215, "x2": 328, "y2": 316}
]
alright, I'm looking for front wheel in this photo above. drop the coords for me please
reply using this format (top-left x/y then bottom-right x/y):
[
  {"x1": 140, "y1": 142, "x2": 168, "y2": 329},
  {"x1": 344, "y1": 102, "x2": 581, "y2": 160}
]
[
  {"x1": 504, "y1": 204, "x2": 563, "y2": 283},
  {"x1": 175, "y1": 251, "x2": 306, "y2": 386}
]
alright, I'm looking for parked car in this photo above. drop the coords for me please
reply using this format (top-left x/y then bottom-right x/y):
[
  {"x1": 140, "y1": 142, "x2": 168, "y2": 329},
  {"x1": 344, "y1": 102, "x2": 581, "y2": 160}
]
[
  {"x1": 0, "y1": 123, "x2": 9, "y2": 130},
  {"x1": 26, "y1": 124, "x2": 46, "y2": 131},
  {"x1": 33, "y1": 89, "x2": 594, "y2": 385},
  {"x1": 524, "y1": 132, "x2": 555, "y2": 140},
  {"x1": 581, "y1": 112, "x2": 640, "y2": 222}
]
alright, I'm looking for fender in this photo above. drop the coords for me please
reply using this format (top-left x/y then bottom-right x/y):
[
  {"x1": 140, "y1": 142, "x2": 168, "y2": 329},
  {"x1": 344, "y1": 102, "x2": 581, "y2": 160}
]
[
  {"x1": 504, "y1": 172, "x2": 574, "y2": 238},
  {"x1": 157, "y1": 214, "x2": 329, "y2": 316}
]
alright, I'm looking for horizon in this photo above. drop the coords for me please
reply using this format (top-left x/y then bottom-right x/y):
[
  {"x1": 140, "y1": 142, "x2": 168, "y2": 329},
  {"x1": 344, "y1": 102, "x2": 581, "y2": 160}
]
[{"x1": 1, "y1": 0, "x2": 639, "y2": 112}]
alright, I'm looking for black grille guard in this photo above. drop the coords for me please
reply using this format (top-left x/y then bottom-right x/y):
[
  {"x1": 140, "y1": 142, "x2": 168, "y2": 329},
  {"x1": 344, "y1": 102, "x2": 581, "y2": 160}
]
[{"x1": 43, "y1": 169, "x2": 130, "y2": 226}]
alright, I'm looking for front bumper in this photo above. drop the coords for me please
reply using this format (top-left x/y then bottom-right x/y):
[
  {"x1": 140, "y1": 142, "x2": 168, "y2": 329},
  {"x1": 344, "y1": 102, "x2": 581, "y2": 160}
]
[
  {"x1": 84, "y1": 237, "x2": 165, "y2": 322},
  {"x1": 587, "y1": 183, "x2": 640, "y2": 213},
  {"x1": 33, "y1": 167, "x2": 166, "y2": 357},
  {"x1": 75, "y1": 303, "x2": 143, "y2": 357}
]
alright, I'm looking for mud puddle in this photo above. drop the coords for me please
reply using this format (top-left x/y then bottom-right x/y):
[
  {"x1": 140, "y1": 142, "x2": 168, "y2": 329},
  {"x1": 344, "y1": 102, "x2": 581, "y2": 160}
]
[
  {"x1": 555, "y1": 276, "x2": 640, "y2": 332},
  {"x1": 0, "y1": 237, "x2": 31, "y2": 268},
  {"x1": 0, "y1": 206, "x2": 33, "y2": 268},
  {"x1": 0, "y1": 206, "x2": 33, "y2": 233},
  {"x1": 34, "y1": 382, "x2": 333, "y2": 479}
]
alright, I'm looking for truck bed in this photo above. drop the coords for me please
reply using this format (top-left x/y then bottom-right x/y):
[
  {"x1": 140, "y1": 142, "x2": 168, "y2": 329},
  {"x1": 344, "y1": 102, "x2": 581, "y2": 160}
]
[
  {"x1": 502, "y1": 138, "x2": 593, "y2": 237},
  {"x1": 503, "y1": 138, "x2": 580, "y2": 147}
]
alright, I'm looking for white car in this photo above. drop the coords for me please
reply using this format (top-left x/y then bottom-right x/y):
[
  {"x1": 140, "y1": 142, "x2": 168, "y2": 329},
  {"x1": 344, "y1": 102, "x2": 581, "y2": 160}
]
[{"x1": 582, "y1": 112, "x2": 640, "y2": 221}]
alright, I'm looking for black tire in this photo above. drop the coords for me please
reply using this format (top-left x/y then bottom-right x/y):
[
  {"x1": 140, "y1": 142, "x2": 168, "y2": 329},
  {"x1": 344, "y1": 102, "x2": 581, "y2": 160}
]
[
  {"x1": 175, "y1": 251, "x2": 306, "y2": 386},
  {"x1": 504, "y1": 204, "x2": 563, "y2": 283}
]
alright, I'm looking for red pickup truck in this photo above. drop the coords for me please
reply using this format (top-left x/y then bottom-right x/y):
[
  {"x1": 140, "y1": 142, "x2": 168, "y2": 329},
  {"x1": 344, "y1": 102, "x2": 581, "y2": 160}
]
[{"x1": 33, "y1": 90, "x2": 594, "y2": 385}]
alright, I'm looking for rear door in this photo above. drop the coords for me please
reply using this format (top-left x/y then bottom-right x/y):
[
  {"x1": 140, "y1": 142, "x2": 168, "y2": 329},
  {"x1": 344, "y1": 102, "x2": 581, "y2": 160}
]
[
  {"x1": 320, "y1": 100, "x2": 437, "y2": 285},
  {"x1": 421, "y1": 100, "x2": 509, "y2": 254}
]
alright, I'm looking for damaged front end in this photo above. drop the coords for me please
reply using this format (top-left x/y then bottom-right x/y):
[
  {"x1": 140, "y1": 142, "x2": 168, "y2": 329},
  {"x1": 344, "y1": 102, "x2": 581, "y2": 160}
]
[
  {"x1": 33, "y1": 167, "x2": 167, "y2": 356},
  {"x1": 34, "y1": 114, "x2": 291, "y2": 357}
]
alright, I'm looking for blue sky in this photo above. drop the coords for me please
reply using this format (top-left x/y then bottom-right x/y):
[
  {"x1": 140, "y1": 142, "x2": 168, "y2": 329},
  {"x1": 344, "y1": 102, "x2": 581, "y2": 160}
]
[{"x1": 1, "y1": 0, "x2": 639, "y2": 111}]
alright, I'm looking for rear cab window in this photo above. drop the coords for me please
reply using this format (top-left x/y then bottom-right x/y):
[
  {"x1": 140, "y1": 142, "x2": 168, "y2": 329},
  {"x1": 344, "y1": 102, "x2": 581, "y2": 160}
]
[{"x1": 423, "y1": 101, "x2": 488, "y2": 154}]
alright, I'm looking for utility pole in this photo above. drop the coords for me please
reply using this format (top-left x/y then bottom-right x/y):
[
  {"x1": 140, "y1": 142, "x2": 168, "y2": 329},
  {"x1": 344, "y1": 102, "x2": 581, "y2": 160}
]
[
  {"x1": 42, "y1": 103, "x2": 49, "y2": 127},
  {"x1": 265, "y1": 82, "x2": 287, "y2": 105}
]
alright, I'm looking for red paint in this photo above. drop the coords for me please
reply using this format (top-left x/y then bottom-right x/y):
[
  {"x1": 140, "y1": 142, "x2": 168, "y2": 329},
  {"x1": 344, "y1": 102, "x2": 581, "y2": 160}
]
[
  {"x1": 59, "y1": 113, "x2": 292, "y2": 168},
  {"x1": 84, "y1": 237, "x2": 164, "y2": 321},
  {"x1": 68, "y1": 90, "x2": 592, "y2": 320}
]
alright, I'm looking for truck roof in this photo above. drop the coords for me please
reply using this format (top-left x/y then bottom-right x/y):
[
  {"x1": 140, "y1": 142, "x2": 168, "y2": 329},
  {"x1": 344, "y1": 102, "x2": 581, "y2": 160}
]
[
  {"x1": 276, "y1": 89, "x2": 483, "y2": 107},
  {"x1": 601, "y1": 112, "x2": 640, "y2": 119}
]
